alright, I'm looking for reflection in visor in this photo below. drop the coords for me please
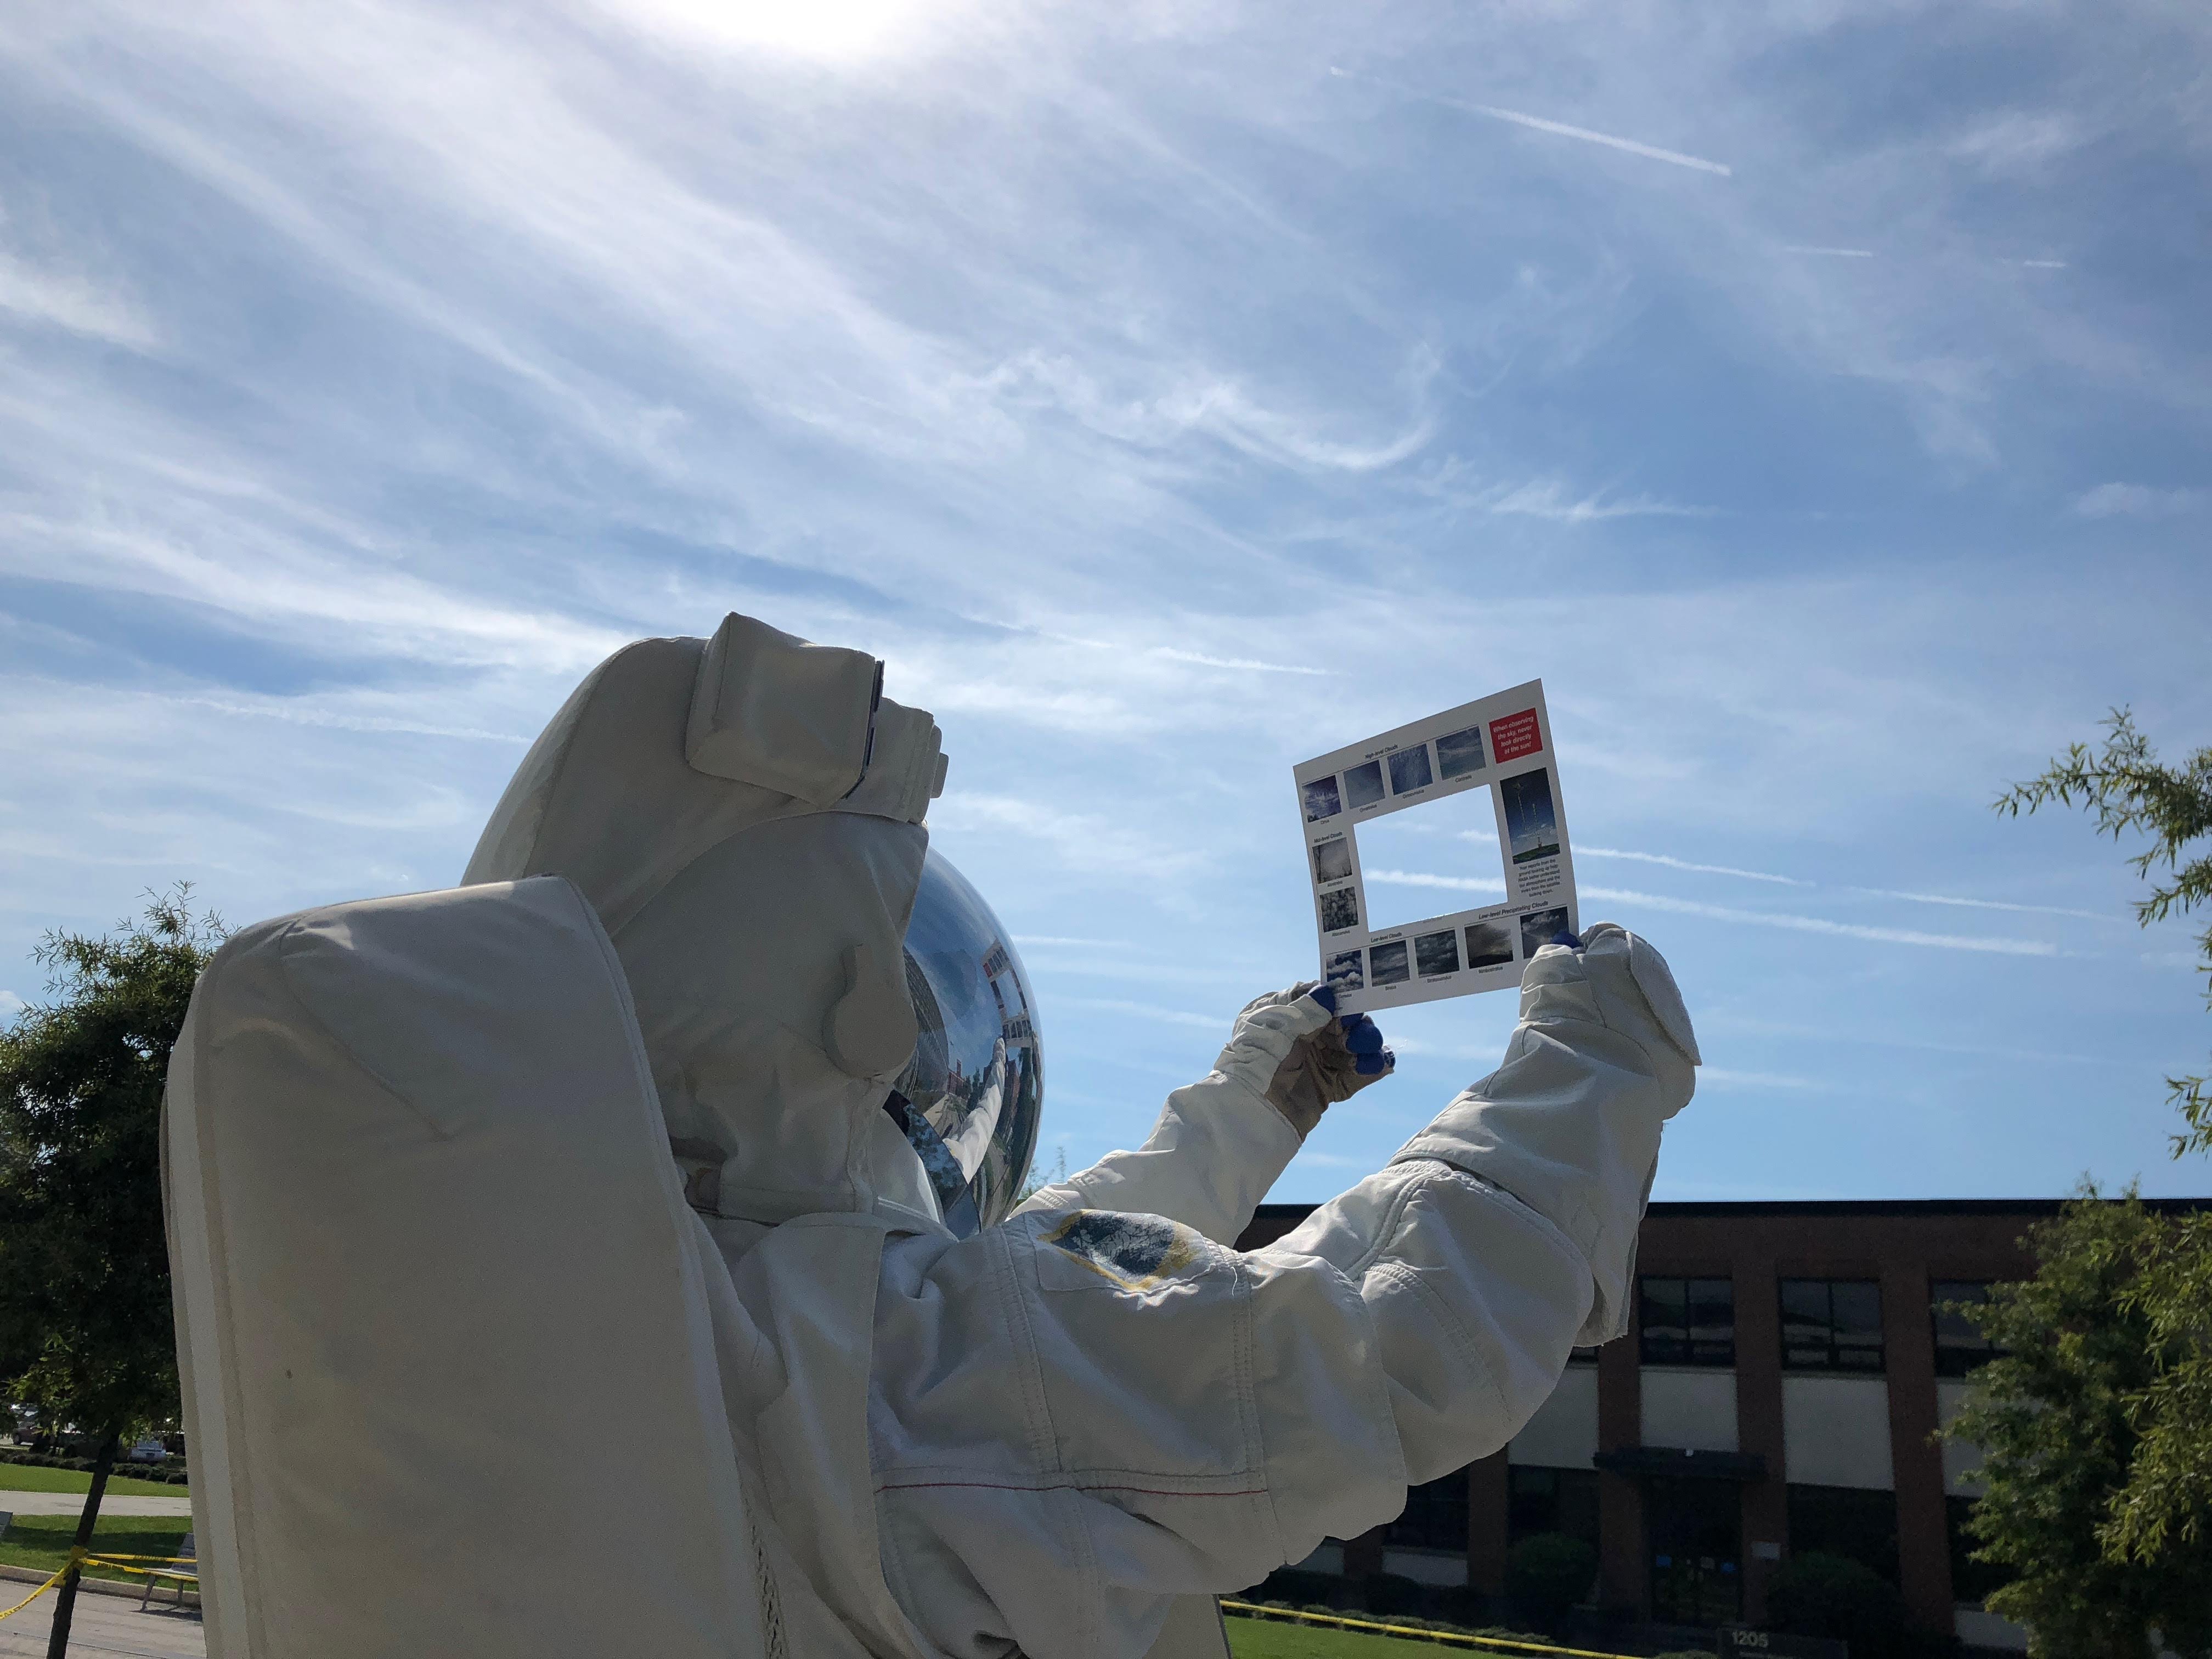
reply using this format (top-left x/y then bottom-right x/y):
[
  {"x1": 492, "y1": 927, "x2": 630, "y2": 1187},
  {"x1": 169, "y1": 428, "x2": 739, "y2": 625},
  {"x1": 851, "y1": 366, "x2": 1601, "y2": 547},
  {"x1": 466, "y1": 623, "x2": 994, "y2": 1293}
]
[{"x1": 888, "y1": 851, "x2": 1042, "y2": 1236}]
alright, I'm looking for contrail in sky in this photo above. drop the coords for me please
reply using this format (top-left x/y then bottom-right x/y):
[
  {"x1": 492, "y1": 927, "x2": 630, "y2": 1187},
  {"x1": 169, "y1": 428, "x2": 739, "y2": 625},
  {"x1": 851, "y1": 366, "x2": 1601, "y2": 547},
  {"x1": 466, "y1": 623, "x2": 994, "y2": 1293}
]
[
  {"x1": 1363, "y1": 870, "x2": 2058, "y2": 957},
  {"x1": 1576, "y1": 884, "x2": 2059, "y2": 956},
  {"x1": 1578, "y1": 845, "x2": 1807, "y2": 885},
  {"x1": 1331, "y1": 68, "x2": 1733, "y2": 177}
]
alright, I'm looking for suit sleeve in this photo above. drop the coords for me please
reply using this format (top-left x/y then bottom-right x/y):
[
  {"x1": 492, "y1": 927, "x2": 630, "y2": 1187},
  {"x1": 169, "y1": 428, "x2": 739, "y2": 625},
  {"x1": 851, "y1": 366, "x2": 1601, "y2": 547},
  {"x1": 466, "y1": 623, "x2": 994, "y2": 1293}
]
[
  {"x1": 870, "y1": 927, "x2": 1697, "y2": 1659},
  {"x1": 1007, "y1": 997, "x2": 1318, "y2": 1248}
]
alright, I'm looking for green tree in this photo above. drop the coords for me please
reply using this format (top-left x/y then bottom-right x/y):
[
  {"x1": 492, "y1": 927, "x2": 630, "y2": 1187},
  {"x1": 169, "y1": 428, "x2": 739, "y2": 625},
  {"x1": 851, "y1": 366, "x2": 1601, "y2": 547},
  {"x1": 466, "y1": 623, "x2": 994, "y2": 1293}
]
[
  {"x1": 1996, "y1": 710, "x2": 2212, "y2": 1155},
  {"x1": 1945, "y1": 713, "x2": 2212, "y2": 1658},
  {"x1": 1944, "y1": 1192, "x2": 2212, "y2": 1658},
  {"x1": 2106, "y1": 1201, "x2": 2212, "y2": 1586},
  {"x1": 0, "y1": 890, "x2": 220, "y2": 1657}
]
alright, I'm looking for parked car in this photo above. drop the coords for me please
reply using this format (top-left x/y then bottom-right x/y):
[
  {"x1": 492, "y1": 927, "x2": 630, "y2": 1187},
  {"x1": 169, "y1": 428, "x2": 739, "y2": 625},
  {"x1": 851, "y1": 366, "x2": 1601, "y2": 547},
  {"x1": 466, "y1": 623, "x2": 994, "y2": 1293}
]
[{"x1": 127, "y1": 1440, "x2": 167, "y2": 1464}]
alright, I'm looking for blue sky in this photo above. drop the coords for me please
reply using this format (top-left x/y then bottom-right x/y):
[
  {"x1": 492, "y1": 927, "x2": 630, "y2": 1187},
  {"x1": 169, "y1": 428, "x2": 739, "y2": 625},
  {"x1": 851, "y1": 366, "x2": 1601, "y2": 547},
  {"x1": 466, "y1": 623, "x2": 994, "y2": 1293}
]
[{"x1": 3, "y1": 1, "x2": 2208, "y2": 1203}]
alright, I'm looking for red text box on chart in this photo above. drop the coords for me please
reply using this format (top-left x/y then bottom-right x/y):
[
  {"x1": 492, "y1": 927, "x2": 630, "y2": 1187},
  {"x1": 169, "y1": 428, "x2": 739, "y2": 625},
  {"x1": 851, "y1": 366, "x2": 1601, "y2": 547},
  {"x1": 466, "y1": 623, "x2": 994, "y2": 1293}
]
[{"x1": 1489, "y1": 709, "x2": 1542, "y2": 764}]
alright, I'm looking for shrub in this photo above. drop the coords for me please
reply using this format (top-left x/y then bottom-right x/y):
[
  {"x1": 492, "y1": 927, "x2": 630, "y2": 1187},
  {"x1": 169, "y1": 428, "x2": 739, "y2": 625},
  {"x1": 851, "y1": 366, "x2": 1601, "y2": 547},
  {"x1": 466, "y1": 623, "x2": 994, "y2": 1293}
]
[
  {"x1": 1249, "y1": 1568, "x2": 1337, "y2": 1609},
  {"x1": 0, "y1": 1446, "x2": 187, "y2": 1485},
  {"x1": 1423, "y1": 1585, "x2": 1489, "y2": 1629},
  {"x1": 1768, "y1": 1551, "x2": 1906, "y2": 1657},
  {"x1": 1505, "y1": 1531, "x2": 1598, "y2": 1629},
  {"x1": 1362, "y1": 1573, "x2": 1429, "y2": 1618}
]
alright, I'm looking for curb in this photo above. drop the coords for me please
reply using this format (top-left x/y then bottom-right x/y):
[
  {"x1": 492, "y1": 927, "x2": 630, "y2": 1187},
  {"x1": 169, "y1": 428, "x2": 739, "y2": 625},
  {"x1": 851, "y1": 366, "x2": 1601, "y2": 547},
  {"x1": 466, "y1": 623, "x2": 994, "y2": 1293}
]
[{"x1": 0, "y1": 1563, "x2": 180, "y2": 1602}]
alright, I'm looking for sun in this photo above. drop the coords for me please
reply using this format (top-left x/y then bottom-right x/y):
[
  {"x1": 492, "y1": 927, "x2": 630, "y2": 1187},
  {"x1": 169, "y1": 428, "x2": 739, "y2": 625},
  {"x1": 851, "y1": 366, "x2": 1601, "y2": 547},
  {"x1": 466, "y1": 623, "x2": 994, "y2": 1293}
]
[{"x1": 595, "y1": 0, "x2": 953, "y2": 61}]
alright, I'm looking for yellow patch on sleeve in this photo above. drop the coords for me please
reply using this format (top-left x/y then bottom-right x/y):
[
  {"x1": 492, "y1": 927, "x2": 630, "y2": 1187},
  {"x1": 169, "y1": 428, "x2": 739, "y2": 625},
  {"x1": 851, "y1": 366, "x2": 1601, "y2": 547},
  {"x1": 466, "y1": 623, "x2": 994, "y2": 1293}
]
[{"x1": 1037, "y1": 1210, "x2": 1203, "y2": 1293}]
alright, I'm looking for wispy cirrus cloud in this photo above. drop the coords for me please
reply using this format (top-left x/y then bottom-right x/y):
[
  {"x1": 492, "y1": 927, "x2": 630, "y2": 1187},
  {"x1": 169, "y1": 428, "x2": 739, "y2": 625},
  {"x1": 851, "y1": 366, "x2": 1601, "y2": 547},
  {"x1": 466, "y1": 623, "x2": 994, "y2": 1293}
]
[
  {"x1": 2071, "y1": 483, "x2": 2203, "y2": 520},
  {"x1": 1700, "y1": 1068, "x2": 1843, "y2": 1092},
  {"x1": 930, "y1": 793, "x2": 1204, "y2": 880},
  {"x1": 1483, "y1": 479, "x2": 1718, "y2": 523},
  {"x1": 973, "y1": 349, "x2": 1438, "y2": 475},
  {"x1": 1946, "y1": 112, "x2": 2091, "y2": 177},
  {"x1": 1058, "y1": 996, "x2": 1225, "y2": 1030},
  {"x1": 0, "y1": 251, "x2": 157, "y2": 347}
]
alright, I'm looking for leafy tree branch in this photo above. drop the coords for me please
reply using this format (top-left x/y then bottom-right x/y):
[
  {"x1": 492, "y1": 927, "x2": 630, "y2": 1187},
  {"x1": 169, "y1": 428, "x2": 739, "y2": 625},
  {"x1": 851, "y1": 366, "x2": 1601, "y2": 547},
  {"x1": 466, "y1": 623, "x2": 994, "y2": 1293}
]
[{"x1": 1997, "y1": 710, "x2": 2212, "y2": 1156}]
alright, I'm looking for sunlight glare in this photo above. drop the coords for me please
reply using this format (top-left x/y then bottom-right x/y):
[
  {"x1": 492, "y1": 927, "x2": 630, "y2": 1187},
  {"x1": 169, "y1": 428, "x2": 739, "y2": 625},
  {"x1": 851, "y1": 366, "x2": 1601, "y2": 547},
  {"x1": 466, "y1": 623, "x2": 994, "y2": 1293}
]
[{"x1": 597, "y1": 0, "x2": 951, "y2": 61}]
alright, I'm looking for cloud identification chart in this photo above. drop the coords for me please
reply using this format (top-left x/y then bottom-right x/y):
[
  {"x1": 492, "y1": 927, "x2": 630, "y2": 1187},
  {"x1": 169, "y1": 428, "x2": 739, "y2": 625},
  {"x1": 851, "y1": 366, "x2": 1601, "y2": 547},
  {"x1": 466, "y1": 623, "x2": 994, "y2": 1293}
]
[{"x1": 1293, "y1": 681, "x2": 1577, "y2": 1014}]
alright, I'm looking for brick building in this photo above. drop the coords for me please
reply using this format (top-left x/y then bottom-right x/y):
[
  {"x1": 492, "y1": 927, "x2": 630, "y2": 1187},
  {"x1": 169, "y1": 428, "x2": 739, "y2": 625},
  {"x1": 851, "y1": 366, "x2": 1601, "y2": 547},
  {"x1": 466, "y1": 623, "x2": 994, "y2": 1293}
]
[{"x1": 1234, "y1": 1197, "x2": 2209, "y2": 1650}]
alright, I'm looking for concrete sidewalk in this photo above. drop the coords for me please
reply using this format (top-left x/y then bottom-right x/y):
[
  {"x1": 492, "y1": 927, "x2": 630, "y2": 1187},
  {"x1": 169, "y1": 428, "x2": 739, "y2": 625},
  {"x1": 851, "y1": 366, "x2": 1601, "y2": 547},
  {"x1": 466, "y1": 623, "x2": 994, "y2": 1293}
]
[{"x1": 0, "y1": 1494, "x2": 194, "y2": 1519}]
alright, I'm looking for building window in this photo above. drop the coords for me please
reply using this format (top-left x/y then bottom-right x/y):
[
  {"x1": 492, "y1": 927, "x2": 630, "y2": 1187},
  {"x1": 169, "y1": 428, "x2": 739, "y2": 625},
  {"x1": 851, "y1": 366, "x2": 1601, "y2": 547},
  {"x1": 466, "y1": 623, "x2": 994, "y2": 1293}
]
[
  {"x1": 1780, "y1": 1278, "x2": 1884, "y2": 1372},
  {"x1": 1508, "y1": 1466, "x2": 1600, "y2": 1549},
  {"x1": 1386, "y1": 1468, "x2": 1470, "y2": 1553},
  {"x1": 1787, "y1": 1484, "x2": 1899, "y2": 1585},
  {"x1": 1931, "y1": 1280, "x2": 1999, "y2": 1378},
  {"x1": 1640, "y1": 1277, "x2": 1735, "y2": 1367},
  {"x1": 1946, "y1": 1494, "x2": 2014, "y2": 1606}
]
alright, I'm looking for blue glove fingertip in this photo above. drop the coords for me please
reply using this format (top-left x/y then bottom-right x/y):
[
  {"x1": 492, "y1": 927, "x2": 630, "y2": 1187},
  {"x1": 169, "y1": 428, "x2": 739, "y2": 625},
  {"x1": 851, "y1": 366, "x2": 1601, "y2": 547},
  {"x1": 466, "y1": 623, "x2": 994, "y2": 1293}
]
[
  {"x1": 1550, "y1": 929, "x2": 1583, "y2": 950},
  {"x1": 1355, "y1": 1052, "x2": 1385, "y2": 1075},
  {"x1": 1311, "y1": 983, "x2": 1339, "y2": 1015}
]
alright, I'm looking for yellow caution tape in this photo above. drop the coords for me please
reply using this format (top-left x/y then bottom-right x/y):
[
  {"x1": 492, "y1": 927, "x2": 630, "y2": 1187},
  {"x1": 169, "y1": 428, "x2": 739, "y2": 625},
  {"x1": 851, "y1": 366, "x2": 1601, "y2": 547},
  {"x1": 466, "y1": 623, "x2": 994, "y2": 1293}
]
[
  {"x1": 0, "y1": 1548, "x2": 88, "y2": 1623},
  {"x1": 1220, "y1": 1600, "x2": 1642, "y2": 1658},
  {"x1": 0, "y1": 1545, "x2": 199, "y2": 1621},
  {"x1": 81, "y1": 1553, "x2": 196, "y2": 1569}
]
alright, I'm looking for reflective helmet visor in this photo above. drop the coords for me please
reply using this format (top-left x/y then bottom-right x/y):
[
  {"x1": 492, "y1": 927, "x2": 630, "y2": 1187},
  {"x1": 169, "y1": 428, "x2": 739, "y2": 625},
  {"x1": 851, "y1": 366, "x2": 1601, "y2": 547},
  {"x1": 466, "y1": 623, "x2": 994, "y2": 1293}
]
[{"x1": 887, "y1": 850, "x2": 1042, "y2": 1235}]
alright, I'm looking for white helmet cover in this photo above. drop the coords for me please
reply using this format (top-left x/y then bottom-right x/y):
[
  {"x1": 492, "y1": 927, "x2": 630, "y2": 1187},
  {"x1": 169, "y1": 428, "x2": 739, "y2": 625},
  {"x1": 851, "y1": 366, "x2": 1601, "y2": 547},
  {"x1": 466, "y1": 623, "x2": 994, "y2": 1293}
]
[{"x1": 464, "y1": 613, "x2": 967, "y2": 1228}]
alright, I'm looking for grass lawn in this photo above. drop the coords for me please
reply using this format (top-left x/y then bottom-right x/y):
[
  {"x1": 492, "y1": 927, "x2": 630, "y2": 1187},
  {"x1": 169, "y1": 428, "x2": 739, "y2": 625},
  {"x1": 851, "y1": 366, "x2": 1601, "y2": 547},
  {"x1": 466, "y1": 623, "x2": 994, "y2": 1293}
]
[
  {"x1": 0, "y1": 1514, "x2": 194, "y2": 1587},
  {"x1": 1228, "y1": 1614, "x2": 1456, "y2": 1657},
  {"x1": 0, "y1": 1464, "x2": 183, "y2": 1498}
]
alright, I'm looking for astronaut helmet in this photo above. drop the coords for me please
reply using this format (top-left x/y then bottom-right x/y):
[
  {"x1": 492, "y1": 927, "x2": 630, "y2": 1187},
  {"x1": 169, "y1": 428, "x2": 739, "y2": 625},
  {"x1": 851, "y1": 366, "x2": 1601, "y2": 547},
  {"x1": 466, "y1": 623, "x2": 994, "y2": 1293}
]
[
  {"x1": 887, "y1": 850, "x2": 1044, "y2": 1236},
  {"x1": 464, "y1": 612, "x2": 1044, "y2": 1238}
]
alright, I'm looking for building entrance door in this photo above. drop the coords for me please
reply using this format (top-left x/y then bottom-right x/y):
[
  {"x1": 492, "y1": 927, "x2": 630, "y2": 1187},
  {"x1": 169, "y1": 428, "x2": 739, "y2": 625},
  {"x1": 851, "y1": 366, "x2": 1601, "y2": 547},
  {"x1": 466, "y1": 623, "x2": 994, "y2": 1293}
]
[{"x1": 1647, "y1": 1479, "x2": 1742, "y2": 1626}]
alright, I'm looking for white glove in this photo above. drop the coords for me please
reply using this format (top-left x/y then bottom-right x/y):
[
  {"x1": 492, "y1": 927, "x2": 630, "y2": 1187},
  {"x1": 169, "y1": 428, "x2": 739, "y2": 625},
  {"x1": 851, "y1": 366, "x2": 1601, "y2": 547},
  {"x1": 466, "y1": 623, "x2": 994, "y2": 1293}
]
[{"x1": 1218, "y1": 981, "x2": 1395, "y2": 1139}]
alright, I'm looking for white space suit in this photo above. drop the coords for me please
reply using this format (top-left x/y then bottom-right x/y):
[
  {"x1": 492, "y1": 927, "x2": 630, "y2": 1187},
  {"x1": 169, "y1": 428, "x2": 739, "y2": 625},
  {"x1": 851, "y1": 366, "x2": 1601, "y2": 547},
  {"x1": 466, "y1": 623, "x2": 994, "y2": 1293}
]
[{"x1": 162, "y1": 614, "x2": 1699, "y2": 1659}]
